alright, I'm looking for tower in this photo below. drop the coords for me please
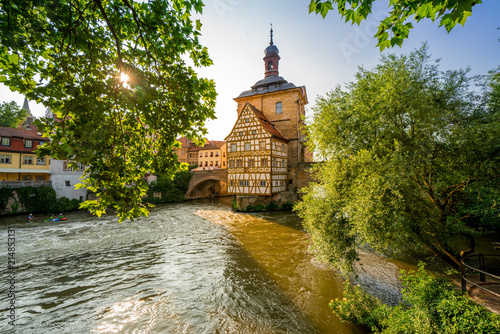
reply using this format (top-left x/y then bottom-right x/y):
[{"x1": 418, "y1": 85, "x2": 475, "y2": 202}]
[
  {"x1": 263, "y1": 26, "x2": 280, "y2": 77},
  {"x1": 228, "y1": 27, "x2": 311, "y2": 199}
]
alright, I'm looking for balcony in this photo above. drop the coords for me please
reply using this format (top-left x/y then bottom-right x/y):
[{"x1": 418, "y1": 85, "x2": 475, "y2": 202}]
[{"x1": 0, "y1": 180, "x2": 52, "y2": 188}]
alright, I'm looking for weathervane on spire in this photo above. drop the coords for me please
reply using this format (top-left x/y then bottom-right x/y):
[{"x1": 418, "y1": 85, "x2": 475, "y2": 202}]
[{"x1": 270, "y1": 23, "x2": 274, "y2": 45}]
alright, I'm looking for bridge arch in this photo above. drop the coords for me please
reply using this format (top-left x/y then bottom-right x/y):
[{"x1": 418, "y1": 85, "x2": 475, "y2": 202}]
[{"x1": 186, "y1": 170, "x2": 227, "y2": 199}]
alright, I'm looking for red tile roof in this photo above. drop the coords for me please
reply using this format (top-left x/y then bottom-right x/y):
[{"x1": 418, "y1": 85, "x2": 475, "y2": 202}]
[
  {"x1": 0, "y1": 126, "x2": 48, "y2": 140},
  {"x1": 199, "y1": 140, "x2": 226, "y2": 150},
  {"x1": 246, "y1": 103, "x2": 289, "y2": 142}
]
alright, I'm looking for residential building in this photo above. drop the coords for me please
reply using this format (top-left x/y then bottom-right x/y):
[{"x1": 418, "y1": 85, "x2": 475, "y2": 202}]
[
  {"x1": 0, "y1": 126, "x2": 51, "y2": 182},
  {"x1": 197, "y1": 140, "x2": 227, "y2": 170}
]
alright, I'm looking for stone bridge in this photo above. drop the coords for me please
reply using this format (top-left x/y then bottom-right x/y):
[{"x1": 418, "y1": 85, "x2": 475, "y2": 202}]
[{"x1": 186, "y1": 169, "x2": 227, "y2": 199}]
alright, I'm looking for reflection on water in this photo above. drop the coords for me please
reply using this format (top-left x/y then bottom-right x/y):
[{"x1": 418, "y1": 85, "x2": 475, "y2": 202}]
[{"x1": 0, "y1": 198, "x2": 415, "y2": 333}]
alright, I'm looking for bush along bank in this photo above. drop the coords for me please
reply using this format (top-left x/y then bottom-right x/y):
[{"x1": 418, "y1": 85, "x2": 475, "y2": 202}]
[
  {"x1": 144, "y1": 170, "x2": 192, "y2": 204},
  {"x1": 231, "y1": 196, "x2": 294, "y2": 212},
  {"x1": 330, "y1": 264, "x2": 500, "y2": 333},
  {"x1": 0, "y1": 186, "x2": 82, "y2": 215}
]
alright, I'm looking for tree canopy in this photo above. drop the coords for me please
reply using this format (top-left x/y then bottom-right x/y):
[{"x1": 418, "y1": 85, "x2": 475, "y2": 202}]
[
  {"x1": 295, "y1": 46, "x2": 500, "y2": 273},
  {"x1": 0, "y1": 0, "x2": 216, "y2": 221},
  {"x1": 308, "y1": 0, "x2": 482, "y2": 50},
  {"x1": 0, "y1": 101, "x2": 27, "y2": 128}
]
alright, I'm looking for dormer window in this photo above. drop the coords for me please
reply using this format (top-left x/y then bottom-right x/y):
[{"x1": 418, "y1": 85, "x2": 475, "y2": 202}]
[
  {"x1": 24, "y1": 139, "x2": 33, "y2": 148},
  {"x1": 1, "y1": 137, "x2": 10, "y2": 146}
]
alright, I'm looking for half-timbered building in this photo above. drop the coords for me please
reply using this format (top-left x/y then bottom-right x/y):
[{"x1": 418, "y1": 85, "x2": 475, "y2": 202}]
[
  {"x1": 225, "y1": 28, "x2": 312, "y2": 202},
  {"x1": 225, "y1": 103, "x2": 288, "y2": 195}
]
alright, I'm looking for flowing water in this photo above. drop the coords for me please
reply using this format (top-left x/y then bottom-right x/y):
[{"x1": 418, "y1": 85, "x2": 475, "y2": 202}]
[{"x1": 1, "y1": 197, "x2": 418, "y2": 333}]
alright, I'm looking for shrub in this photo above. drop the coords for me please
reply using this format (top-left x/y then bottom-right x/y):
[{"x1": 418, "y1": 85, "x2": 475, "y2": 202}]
[
  {"x1": 331, "y1": 264, "x2": 500, "y2": 333},
  {"x1": 265, "y1": 202, "x2": 278, "y2": 210}
]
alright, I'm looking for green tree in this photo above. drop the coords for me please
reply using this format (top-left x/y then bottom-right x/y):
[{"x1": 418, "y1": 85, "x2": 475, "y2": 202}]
[
  {"x1": 308, "y1": 0, "x2": 482, "y2": 50},
  {"x1": 0, "y1": 101, "x2": 27, "y2": 128},
  {"x1": 295, "y1": 46, "x2": 500, "y2": 273},
  {"x1": 0, "y1": 0, "x2": 216, "y2": 222}
]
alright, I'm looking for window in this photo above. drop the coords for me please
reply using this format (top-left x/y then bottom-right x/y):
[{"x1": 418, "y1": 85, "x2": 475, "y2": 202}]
[
  {"x1": 0, "y1": 154, "x2": 11, "y2": 164},
  {"x1": 229, "y1": 160, "x2": 234, "y2": 168},
  {"x1": 248, "y1": 159, "x2": 254, "y2": 167},
  {"x1": 1, "y1": 137, "x2": 10, "y2": 146},
  {"x1": 210, "y1": 161, "x2": 213, "y2": 166},
  {"x1": 261, "y1": 158, "x2": 267, "y2": 167},
  {"x1": 215, "y1": 152, "x2": 219, "y2": 157},
  {"x1": 38, "y1": 140, "x2": 44, "y2": 146},
  {"x1": 276, "y1": 102, "x2": 282, "y2": 114},
  {"x1": 230, "y1": 181, "x2": 233, "y2": 186},
  {"x1": 239, "y1": 131, "x2": 244, "y2": 136},
  {"x1": 231, "y1": 144, "x2": 236, "y2": 152},
  {"x1": 272, "y1": 141, "x2": 276, "y2": 150},
  {"x1": 259, "y1": 141, "x2": 266, "y2": 150},
  {"x1": 63, "y1": 161, "x2": 71, "y2": 171},
  {"x1": 244, "y1": 181, "x2": 249, "y2": 186},
  {"x1": 200, "y1": 153, "x2": 203, "y2": 157},
  {"x1": 65, "y1": 180, "x2": 71, "y2": 187},
  {"x1": 205, "y1": 161, "x2": 208, "y2": 166},
  {"x1": 215, "y1": 161, "x2": 219, "y2": 166},
  {"x1": 205, "y1": 152, "x2": 208, "y2": 157},
  {"x1": 244, "y1": 142, "x2": 250, "y2": 151},
  {"x1": 239, "y1": 180, "x2": 244, "y2": 186},
  {"x1": 282, "y1": 160, "x2": 286, "y2": 167},
  {"x1": 260, "y1": 181, "x2": 266, "y2": 186},
  {"x1": 77, "y1": 163, "x2": 85, "y2": 171},
  {"x1": 23, "y1": 156, "x2": 33, "y2": 165},
  {"x1": 36, "y1": 157, "x2": 46, "y2": 165},
  {"x1": 24, "y1": 139, "x2": 33, "y2": 148},
  {"x1": 252, "y1": 130, "x2": 256, "y2": 135},
  {"x1": 245, "y1": 118, "x2": 250, "y2": 123},
  {"x1": 236, "y1": 160, "x2": 242, "y2": 167},
  {"x1": 223, "y1": 161, "x2": 225, "y2": 167},
  {"x1": 282, "y1": 144, "x2": 285, "y2": 152},
  {"x1": 272, "y1": 159, "x2": 277, "y2": 167},
  {"x1": 223, "y1": 152, "x2": 225, "y2": 157},
  {"x1": 267, "y1": 60, "x2": 273, "y2": 70}
]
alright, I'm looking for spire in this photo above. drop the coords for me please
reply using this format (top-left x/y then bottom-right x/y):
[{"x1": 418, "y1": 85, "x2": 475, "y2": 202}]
[
  {"x1": 22, "y1": 98, "x2": 33, "y2": 117},
  {"x1": 270, "y1": 23, "x2": 274, "y2": 45},
  {"x1": 263, "y1": 26, "x2": 280, "y2": 77}
]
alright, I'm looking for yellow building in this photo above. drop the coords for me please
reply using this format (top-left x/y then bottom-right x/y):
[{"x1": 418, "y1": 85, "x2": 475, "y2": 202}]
[
  {"x1": 0, "y1": 126, "x2": 51, "y2": 182},
  {"x1": 196, "y1": 141, "x2": 227, "y2": 170}
]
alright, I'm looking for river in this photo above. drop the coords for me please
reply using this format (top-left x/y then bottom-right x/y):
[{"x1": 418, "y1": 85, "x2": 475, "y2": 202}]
[{"x1": 1, "y1": 197, "x2": 418, "y2": 333}]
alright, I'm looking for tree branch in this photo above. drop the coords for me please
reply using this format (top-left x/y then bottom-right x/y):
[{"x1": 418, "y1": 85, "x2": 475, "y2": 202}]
[{"x1": 93, "y1": 0, "x2": 123, "y2": 69}]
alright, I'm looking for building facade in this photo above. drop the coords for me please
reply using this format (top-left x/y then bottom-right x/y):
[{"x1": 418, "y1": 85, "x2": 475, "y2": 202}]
[
  {"x1": 225, "y1": 103, "x2": 288, "y2": 195},
  {"x1": 197, "y1": 140, "x2": 227, "y2": 170},
  {"x1": 0, "y1": 126, "x2": 51, "y2": 182},
  {"x1": 226, "y1": 28, "x2": 311, "y2": 199}
]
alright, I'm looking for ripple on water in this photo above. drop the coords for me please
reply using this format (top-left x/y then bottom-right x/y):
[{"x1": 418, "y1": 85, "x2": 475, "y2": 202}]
[{"x1": 0, "y1": 199, "x2": 412, "y2": 333}]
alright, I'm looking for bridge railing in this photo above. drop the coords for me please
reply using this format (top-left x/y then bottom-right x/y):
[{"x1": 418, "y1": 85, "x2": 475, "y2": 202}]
[{"x1": 461, "y1": 253, "x2": 500, "y2": 299}]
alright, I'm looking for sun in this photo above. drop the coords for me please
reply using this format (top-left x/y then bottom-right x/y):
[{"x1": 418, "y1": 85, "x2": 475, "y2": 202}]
[{"x1": 119, "y1": 73, "x2": 129, "y2": 84}]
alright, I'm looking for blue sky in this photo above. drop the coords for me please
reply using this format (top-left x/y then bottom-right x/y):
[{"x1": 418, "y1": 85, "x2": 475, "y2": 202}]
[{"x1": 1, "y1": 0, "x2": 499, "y2": 140}]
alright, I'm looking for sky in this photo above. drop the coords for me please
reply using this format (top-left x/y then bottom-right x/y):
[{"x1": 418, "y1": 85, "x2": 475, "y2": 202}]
[{"x1": 1, "y1": 0, "x2": 499, "y2": 141}]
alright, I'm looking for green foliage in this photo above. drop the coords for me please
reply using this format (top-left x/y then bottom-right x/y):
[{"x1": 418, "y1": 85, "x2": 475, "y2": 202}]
[
  {"x1": 331, "y1": 265, "x2": 500, "y2": 333},
  {"x1": 17, "y1": 186, "x2": 57, "y2": 213},
  {"x1": 0, "y1": 188, "x2": 14, "y2": 213},
  {"x1": 0, "y1": 101, "x2": 28, "y2": 128},
  {"x1": 296, "y1": 45, "x2": 500, "y2": 273},
  {"x1": 265, "y1": 202, "x2": 278, "y2": 210},
  {"x1": 0, "y1": 186, "x2": 82, "y2": 215},
  {"x1": 308, "y1": 0, "x2": 481, "y2": 50},
  {"x1": 0, "y1": 0, "x2": 216, "y2": 222},
  {"x1": 144, "y1": 169, "x2": 192, "y2": 204},
  {"x1": 280, "y1": 202, "x2": 294, "y2": 210}
]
